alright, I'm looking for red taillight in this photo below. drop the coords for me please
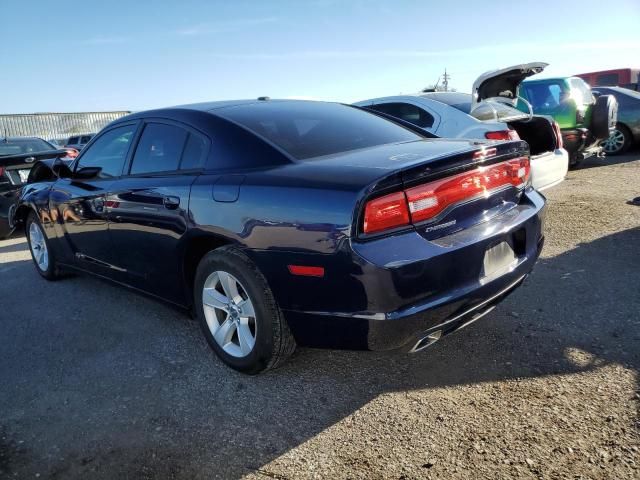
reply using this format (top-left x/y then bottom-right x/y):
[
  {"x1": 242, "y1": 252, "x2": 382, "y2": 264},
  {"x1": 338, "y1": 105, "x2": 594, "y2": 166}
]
[
  {"x1": 287, "y1": 265, "x2": 325, "y2": 277},
  {"x1": 0, "y1": 167, "x2": 4, "y2": 177},
  {"x1": 363, "y1": 157, "x2": 530, "y2": 234},
  {"x1": 551, "y1": 121, "x2": 563, "y2": 149},
  {"x1": 406, "y1": 157, "x2": 530, "y2": 223},
  {"x1": 485, "y1": 130, "x2": 520, "y2": 141},
  {"x1": 363, "y1": 191, "x2": 410, "y2": 234}
]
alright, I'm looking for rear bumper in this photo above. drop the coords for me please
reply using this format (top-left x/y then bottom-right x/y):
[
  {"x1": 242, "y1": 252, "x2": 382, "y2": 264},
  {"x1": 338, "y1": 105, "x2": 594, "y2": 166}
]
[
  {"x1": 280, "y1": 189, "x2": 546, "y2": 351},
  {"x1": 530, "y1": 148, "x2": 568, "y2": 192}
]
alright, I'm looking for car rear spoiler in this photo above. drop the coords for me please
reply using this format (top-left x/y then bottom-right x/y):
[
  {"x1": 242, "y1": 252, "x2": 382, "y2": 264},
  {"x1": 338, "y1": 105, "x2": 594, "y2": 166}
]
[{"x1": 0, "y1": 149, "x2": 71, "y2": 169}]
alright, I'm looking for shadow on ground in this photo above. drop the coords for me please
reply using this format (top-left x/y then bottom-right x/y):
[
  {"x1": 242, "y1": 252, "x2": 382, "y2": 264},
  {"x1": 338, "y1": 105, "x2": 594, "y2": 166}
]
[{"x1": 0, "y1": 227, "x2": 638, "y2": 478}]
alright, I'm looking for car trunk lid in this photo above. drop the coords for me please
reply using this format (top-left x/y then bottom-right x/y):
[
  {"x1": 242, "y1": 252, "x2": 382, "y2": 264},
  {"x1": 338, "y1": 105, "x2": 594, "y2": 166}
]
[
  {"x1": 472, "y1": 62, "x2": 548, "y2": 109},
  {"x1": 355, "y1": 139, "x2": 531, "y2": 240}
]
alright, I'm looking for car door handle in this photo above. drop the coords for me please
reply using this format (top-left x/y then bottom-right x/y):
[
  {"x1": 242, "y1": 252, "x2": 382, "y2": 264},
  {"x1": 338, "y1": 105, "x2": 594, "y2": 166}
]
[{"x1": 163, "y1": 196, "x2": 180, "y2": 210}]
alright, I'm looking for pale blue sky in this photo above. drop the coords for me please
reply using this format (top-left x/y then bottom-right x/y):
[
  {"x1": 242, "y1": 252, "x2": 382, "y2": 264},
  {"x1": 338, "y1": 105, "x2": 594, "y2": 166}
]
[{"x1": 1, "y1": 0, "x2": 638, "y2": 113}]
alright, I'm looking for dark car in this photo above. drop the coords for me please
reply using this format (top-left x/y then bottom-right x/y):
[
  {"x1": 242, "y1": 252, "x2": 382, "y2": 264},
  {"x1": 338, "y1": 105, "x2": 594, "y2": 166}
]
[
  {"x1": 12, "y1": 100, "x2": 545, "y2": 373},
  {"x1": 65, "y1": 134, "x2": 94, "y2": 151},
  {"x1": 0, "y1": 136, "x2": 67, "y2": 238},
  {"x1": 592, "y1": 87, "x2": 640, "y2": 155}
]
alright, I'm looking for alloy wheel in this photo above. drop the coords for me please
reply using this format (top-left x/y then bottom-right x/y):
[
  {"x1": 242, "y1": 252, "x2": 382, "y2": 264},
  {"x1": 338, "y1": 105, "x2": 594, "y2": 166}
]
[
  {"x1": 29, "y1": 222, "x2": 49, "y2": 272},
  {"x1": 601, "y1": 129, "x2": 626, "y2": 154},
  {"x1": 202, "y1": 271, "x2": 257, "y2": 358}
]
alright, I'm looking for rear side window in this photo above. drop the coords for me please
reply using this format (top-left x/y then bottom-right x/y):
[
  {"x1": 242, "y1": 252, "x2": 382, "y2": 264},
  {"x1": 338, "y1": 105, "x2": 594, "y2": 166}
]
[
  {"x1": 130, "y1": 123, "x2": 188, "y2": 175},
  {"x1": 570, "y1": 78, "x2": 594, "y2": 104},
  {"x1": 368, "y1": 102, "x2": 434, "y2": 128},
  {"x1": 80, "y1": 135, "x2": 93, "y2": 144},
  {"x1": 180, "y1": 134, "x2": 206, "y2": 170},
  {"x1": 216, "y1": 102, "x2": 421, "y2": 160},
  {"x1": 68, "y1": 136, "x2": 79, "y2": 144}
]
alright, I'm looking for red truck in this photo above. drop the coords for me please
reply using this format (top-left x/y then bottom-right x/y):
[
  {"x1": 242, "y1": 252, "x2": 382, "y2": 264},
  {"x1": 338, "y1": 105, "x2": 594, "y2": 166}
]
[{"x1": 575, "y1": 68, "x2": 640, "y2": 91}]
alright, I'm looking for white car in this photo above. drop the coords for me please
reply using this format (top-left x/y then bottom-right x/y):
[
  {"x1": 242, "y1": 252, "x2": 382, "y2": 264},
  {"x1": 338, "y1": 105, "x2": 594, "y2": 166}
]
[{"x1": 355, "y1": 62, "x2": 568, "y2": 191}]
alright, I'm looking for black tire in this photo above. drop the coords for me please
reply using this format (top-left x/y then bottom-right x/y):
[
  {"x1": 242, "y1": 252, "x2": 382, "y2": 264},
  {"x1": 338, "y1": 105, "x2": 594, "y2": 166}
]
[
  {"x1": 25, "y1": 211, "x2": 61, "y2": 280},
  {"x1": 601, "y1": 123, "x2": 632, "y2": 156},
  {"x1": 194, "y1": 246, "x2": 296, "y2": 374},
  {"x1": 591, "y1": 94, "x2": 618, "y2": 140},
  {"x1": 568, "y1": 152, "x2": 582, "y2": 169}
]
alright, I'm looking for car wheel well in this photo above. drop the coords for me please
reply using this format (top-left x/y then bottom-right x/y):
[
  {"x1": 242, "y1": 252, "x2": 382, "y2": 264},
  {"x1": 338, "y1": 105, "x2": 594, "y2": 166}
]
[
  {"x1": 13, "y1": 205, "x2": 34, "y2": 230},
  {"x1": 183, "y1": 235, "x2": 234, "y2": 307}
]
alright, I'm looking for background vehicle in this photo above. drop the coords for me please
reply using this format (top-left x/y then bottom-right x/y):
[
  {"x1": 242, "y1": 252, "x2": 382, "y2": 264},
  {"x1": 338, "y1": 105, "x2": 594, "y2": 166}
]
[
  {"x1": 576, "y1": 68, "x2": 640, "y2": 91},
  {"x1": 65, "y1": 134, "x2": 94, "y2": 151},
  {"x1": 355, "y1": 63, "x2": 568, "y2": 191},
  {"x1": 0, "y1": 137, "x2": 68, "y2": 238},
  {"x1": 517, "y1": 76, "x2": 617, "y2": 166},
  {"x1": 591, "y1": 87, "x2": 640, "y2": 155},
  {"x1": 12, "y1": 100, "x2": 545, "y2": 374}
]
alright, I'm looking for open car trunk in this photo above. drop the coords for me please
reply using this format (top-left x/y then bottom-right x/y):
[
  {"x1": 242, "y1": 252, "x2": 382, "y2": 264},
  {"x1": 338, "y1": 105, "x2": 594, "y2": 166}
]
[{"x1": 508, "y1": 117, "x2": 558, "y2": 155}]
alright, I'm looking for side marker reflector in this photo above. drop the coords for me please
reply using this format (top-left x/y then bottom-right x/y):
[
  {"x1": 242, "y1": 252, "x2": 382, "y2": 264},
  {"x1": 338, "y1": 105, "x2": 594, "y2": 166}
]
[{"x1": 288, "y1": 265, "x2": 325, "y2": 277}]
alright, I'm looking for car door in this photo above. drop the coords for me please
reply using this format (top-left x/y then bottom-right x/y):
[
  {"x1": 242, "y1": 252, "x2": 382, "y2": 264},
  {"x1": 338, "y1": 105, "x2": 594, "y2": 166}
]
[
  {"x1": 105, "y1": 120, "x2": 209, "y2": 303},
  {"x1": 50, "y1": 122, "x2": 139, "y2": 271}
]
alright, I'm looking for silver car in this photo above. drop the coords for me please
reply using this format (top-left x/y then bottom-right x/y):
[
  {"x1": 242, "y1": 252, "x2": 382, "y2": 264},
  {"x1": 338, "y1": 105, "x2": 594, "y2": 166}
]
[{"x1": 355, "y1": 62, "x2": 569, "y2": 191}]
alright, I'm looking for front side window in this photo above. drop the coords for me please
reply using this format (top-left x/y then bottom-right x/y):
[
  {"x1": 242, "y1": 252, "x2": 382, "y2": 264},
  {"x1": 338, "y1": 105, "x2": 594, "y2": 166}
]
[
  {"x1": 129, "y1": 123, "x2": 188, "y2": 175},
  {"x1": 369, "y1": 102, "x2": 435, "y2": 129},
  {"x1": 80, "y1": 135, "x2": 93, "y2": 144},
  {"x1": 68, "y1": 136, "x2": 79, "y2": 145},
  {"x1": 76, "y1": 124, "x2": 136, "y2": 178}
]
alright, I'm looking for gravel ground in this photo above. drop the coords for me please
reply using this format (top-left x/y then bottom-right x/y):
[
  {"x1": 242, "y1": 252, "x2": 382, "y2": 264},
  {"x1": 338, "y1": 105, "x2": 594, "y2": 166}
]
[{"x1": 0, "y1": 152, "x2": 638, "y2": 479}]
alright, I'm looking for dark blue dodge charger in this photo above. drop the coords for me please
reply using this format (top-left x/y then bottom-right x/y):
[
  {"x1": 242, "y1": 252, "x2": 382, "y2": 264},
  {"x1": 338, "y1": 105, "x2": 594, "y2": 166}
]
[{"x1": 13, "y1": 99, "x2": 545, "y2": 373}]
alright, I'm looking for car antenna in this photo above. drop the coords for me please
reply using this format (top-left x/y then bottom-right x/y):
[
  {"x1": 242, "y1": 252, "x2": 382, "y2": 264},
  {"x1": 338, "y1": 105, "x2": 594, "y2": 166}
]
[{"x1": 2, "y1": 126, "x2": 8, "y2": 143}]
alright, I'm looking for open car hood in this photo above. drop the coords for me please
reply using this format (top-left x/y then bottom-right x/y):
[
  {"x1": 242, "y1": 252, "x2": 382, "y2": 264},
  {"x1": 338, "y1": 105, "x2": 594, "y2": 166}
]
[{"x1": 471, "y1": 62, "x2": 548, "y2": 108}]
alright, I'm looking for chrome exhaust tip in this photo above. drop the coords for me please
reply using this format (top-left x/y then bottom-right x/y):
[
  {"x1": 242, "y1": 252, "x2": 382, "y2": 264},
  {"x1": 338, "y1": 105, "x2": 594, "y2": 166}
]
[{"x1": 409, "y1": 330, "x2": 442, "y2": 353}]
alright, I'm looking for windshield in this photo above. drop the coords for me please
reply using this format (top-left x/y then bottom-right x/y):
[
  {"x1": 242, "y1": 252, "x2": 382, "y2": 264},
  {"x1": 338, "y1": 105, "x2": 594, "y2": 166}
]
[
  {"x1": 0, "y1": 138, "x2": 53, "y2": 156},
  {"x1": 216, "y1": 101, "x2": 422, "y2": 160}
]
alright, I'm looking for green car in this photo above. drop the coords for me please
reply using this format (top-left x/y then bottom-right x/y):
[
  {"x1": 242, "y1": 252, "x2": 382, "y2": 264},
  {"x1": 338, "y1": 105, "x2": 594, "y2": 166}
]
[{"x1": 515, "y1": 68, "x2": 617, "y2": 166}]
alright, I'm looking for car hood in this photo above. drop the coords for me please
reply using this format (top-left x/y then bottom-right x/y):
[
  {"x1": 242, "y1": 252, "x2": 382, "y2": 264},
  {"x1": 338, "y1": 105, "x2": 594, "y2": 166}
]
[{"x1": 472, "y1": 62, "x2": 548, "y2": 108}]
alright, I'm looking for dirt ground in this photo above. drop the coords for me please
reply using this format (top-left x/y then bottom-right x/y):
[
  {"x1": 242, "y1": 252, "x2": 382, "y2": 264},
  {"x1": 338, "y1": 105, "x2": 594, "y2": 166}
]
[{"x1": 1, "y1": 152, "x2": 638, "y2": 479}]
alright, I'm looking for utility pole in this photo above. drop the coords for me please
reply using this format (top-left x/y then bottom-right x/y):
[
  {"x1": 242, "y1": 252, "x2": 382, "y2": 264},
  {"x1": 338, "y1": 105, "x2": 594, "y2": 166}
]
[{"x1": 442, "y1": 68, "x2": 450, "y2": 92}]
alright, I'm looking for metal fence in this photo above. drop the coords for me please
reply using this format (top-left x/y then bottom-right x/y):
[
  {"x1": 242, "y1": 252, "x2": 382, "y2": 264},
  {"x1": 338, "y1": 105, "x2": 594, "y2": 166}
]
[{"x1": 0, "y1": 111, "x2": 130, "y2": 144}]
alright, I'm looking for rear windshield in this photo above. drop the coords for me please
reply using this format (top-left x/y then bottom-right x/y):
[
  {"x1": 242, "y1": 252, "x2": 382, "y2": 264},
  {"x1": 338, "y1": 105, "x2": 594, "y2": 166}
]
[
  {"x1": 0, "y1": 138, "x2": 53, "y2": 156},
  {"x1": 520, "y1": 81, "x2": 568, "y2": 109},
  {"x1": 423, "y1": 92, "x2": 472, "y2": 113},
  {"x1": 215, "y1": 101, "x2": 422, "y2": 160}
]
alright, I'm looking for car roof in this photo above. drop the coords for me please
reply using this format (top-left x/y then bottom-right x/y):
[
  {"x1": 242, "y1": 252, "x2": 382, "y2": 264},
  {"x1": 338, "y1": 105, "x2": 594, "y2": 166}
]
[{"x1": 117, "y1": 99, "x2": 341, "y2": 121}]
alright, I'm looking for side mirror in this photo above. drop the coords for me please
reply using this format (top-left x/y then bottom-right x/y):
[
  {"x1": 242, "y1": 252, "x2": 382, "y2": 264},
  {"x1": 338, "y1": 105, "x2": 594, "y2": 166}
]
[
  {"x1": 74, "y1": 166, "x2": 102, "y2": 179},
  {"x1": 52, "y1": 158, "x2": 73, "y2": 178}
]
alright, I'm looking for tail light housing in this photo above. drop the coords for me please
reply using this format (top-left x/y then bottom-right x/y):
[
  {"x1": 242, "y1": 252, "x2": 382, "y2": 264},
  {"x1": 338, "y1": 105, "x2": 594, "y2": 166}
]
[
  {"x1": 362, "y1": 156, "x2": 530, "y2": 235},
  {"x1": 551, "y1": 121, "x2": 563, "y2": 149},
  {"x1": 363, "y1": 191, "x2": 410, "y2": 234},
  {"x1": 485, "y1": 130, "x2": 520, "y2": 141},
  {"x1": 0, "y1": 167, "x2": 4, "y2": 177}
]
